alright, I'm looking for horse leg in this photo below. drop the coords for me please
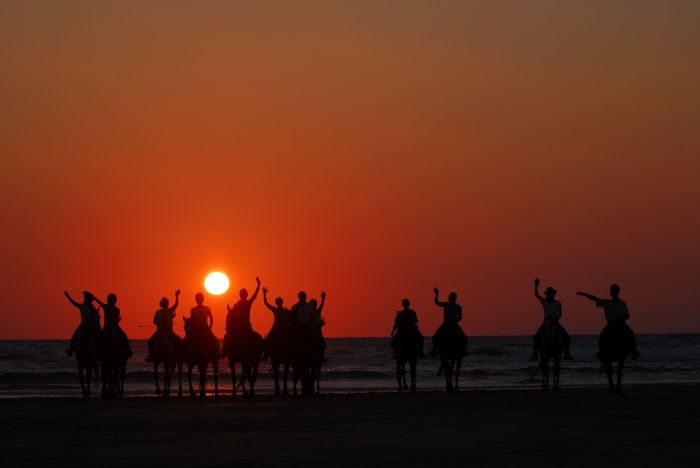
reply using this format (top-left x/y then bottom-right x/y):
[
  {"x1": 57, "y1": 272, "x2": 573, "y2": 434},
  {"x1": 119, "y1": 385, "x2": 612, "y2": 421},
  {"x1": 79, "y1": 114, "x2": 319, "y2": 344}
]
[
  {"x1": 177, "y1": 361, "x2": 183, "y2": 398},
  {"x1": 410, "y1": 359, "x2": 417, "y2": 392},
  {"x1": 553, "y1": 357, "x2": 561, "y2": 393},
  {"x1": 199, "y1": 363, "x2": 207, "y2": 398},
  {"x1": 315, "y1": 363, "x2": 321, "y2": 395},
  {"x1": 604, "y1": 361, "x2": 614, "y2": 394},
  {"x1": 282, "y1": 364, "x2": 290, "y2": 395},
  {"x1": 542, "y1": 358, "x2": 549, "y2": 393},
  {"x1": 163, "y1": 364, "x2": 171, "y2": 397},
  {"x1": 213, "y1": 361, "x2": 219, "y2": 397},
  {"x1": 616, "y1": 359, "x2": 624, "y2": 394},
  {"x1": 250, "y1": 359, "x2": 259, "y2": 398},
  {"x1": 444, "y1": 359, "x2": 453, "y2": 392},
  {"x1": 455, "y1": 358, "x2": 462, "y2": 390},
  {"x1": 85, "y1": 366, "x2": 93, "y2": 397},
  {"x1": 396, "y1": 361, "x2": 403, "y2": 392},
  {"x1": 230, "y1": 361, "x2": 237, "y2": 400},
  {"x1": 273, "y1": 362, "x2": 281, "y2": 396},
  {"x1": 78, "y1": 365, "x2": 86, "y2": 397},
  {"x1": 153, "y1": 363, "x2": 162, "y2": 395},
  {"x1": 188, "y1": 363, "x2": 195, "y2": 398}
]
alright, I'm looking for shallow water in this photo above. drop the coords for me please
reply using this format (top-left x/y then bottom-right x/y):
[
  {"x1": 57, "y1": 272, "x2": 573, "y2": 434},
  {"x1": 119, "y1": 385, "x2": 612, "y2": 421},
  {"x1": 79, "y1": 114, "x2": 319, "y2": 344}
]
[{"x1": 0, "y1": 334, "x2": 698, "y2": 397}]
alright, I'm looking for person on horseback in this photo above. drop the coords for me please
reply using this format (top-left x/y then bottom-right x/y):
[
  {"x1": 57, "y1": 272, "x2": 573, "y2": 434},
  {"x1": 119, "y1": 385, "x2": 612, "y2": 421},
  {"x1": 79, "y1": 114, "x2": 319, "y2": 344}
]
[
  {"x1": 92, "y1": 292, "x2": 133, "y2": 358},
  {"x1": 577, "y1": 284, "x2": 640, "y2": 360},
  {"x1": 290, "y1": 291, "x2": 315, "y2": 328},
  {"x1": 189, "y1": 292, "x2": 216, "y2": 334},
  {"x1": 222, "y1": 277, "x2": 261, "y2": 358},
  {"x1": 262, "y1": 286, "x2": 289, "y2": 360},
  {"x1": 309, "y1": 292, "x2": 327, "y2": 360},
  {"x1": 428, "y1": 287, "x2": 467, "y2": 356},
  {"x1": 529, "y1": 278, "x2": 573, "y2": 362},
  {"x1": 64, "y1": 291, "x2": 101, "y2": 357},
  {"x1": 390, "y1": 299, "x2": 426, "y2": 358},
  {"x1": 145, "y1": 289, "x2": 180, "y2": 362}
]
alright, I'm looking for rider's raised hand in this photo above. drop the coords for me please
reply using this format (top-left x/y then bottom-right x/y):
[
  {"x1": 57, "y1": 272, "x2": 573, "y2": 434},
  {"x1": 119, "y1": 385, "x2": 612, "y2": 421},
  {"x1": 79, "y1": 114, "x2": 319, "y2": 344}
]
[{"x1": 175, "y1": 289, "x2": 181, "y2": 296}]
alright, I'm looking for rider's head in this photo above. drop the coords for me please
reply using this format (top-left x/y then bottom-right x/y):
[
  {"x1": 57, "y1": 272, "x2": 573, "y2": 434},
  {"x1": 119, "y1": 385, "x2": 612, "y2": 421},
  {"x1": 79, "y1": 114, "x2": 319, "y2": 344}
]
[
  {"x1": 107, "y1": 293, "x2": 117, "y2": 305},
  {"x1": 195, "y1": 292, "x2": 204, "y2": 305},
  {"x1": 402, "y1": 298, "x2": 410, "y2": 308},
  {"x1": 298, "y1": 291, "x2": 307, "y2": 303},
  {"x1": 82, "y1": 291, "x2": 94, "y2": 304},
  {"x1": 159, "y1": 297, "x2": 169, "y2": 308},
  {"x1": 448, "y1": 292, "x2": 458, "y2": 303},
  {"x1": 275, "y1": 297, "x2": 284, "y2": 307},
  {"x1": 544, "y1": 287, "x2": 556, "y2": 300},
  {"x1": 239, "y1": 288, "x2": 248, "y2": 300},
  {"x1": 610, "y1": 284, "x2": 621, "y2": 299}
]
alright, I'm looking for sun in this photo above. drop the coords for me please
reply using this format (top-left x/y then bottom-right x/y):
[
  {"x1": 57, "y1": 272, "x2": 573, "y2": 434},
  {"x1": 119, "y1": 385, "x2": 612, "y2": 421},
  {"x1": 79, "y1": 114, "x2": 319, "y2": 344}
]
[{"x1": 204, "y1": 272, "x2": 230, "y2": 295}]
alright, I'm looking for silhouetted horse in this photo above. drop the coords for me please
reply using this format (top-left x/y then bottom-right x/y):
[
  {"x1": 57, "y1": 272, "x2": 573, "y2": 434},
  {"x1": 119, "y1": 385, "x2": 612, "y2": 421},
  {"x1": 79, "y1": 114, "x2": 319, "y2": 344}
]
[
  {"x1": 267, "y1": 328, "x2": 292, "y2": 395},
  {"x1": 437, "y1": 324, "x2": 466, "y2": 392},
  {"x1": 394, "y1": 327, "x2": 420, "y2": 392},
  {"x1": 539, "y1": 322, "x2": 565, "y2": 393},
  {"x1": 75, "y1": 326, "x2": 100, "y2": 397},
  {"x1": 598, "y1": 323, "x2": 633, "y2": 394},
  {"x1": 224, "y1": 327, "x2": 264, "y2": 399},
  {"x1": 99, "y1": 326, "x2": 131, "y2": 397},
  {"x1": 151, "y1": 331, "x2": 183, "y2": 397},
  {"x1": 289, "y1": 323, "x2": 322, "y2": 396},
  {"x1": 182, "y1": 317, "x2": 220, "y2": 398}
]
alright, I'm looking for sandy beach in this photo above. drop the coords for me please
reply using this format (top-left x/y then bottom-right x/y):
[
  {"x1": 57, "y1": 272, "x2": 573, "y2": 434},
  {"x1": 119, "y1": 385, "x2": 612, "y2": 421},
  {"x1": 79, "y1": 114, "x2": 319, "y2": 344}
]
[{"x1": 3, "y1": 385, "x2": 699, "y2": 467}]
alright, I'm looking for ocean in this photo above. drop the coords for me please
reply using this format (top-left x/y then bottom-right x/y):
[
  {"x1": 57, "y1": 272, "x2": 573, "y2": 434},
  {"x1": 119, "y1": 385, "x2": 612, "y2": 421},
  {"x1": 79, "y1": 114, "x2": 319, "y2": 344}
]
[{"x1": 1, "y1": 334, "x2": 698, "y2": 397}]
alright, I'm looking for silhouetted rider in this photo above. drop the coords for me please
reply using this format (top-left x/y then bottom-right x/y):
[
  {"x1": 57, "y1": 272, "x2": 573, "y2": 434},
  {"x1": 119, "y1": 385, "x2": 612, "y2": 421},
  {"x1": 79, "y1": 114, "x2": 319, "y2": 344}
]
[
  {"x1": 390, "y1": 298, "x2": 425, "y2": 358},
  {"x1": 529, "y1": 278, "x2": 573, "y2": 361},
  {"x1": 429, "y1": 287, "x2": 467, "y2": 356},
  {"x1": 222, "y1": 277, "x2": 261, "y2": 357},
  {"x1": 577, "y1": 284, "x2": 640, "y2": 360},
  {"x1": 145, "y1": 289, "x2": 180, "y2": 362},
  {"x1": 64, "y1": 291, "x2": 101, "y2": 357}
]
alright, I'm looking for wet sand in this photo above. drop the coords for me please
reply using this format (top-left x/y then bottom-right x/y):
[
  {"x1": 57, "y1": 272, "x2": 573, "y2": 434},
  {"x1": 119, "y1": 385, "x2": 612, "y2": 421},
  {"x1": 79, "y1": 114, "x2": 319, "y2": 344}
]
[{"x1": 2, "y1": 385, "x2": 699, "y2": 467}]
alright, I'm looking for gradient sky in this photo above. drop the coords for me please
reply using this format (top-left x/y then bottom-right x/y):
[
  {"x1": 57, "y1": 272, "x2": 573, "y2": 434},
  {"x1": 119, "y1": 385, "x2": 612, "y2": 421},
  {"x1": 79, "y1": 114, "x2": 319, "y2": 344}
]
[{"x1": 1, "y1": 1, "x2": 699, "y2": 339}]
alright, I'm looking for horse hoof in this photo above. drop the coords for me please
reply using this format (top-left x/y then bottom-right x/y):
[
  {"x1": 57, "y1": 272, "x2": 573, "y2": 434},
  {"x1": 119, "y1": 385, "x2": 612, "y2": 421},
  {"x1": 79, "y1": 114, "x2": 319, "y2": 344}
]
[
  {"x1": 410, "y1": 385, "x2": 416, "y2": 392},
  {"x1": 155, "y1": 388, "x2": 162, "y2": 396}
]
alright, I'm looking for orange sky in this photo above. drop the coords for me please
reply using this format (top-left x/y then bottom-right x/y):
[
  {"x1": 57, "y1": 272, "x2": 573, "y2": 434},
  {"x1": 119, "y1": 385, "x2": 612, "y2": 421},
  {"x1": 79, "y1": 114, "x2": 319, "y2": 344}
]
[{"x1": 1, "y1": 1, "x2": 699, "y2": 339}]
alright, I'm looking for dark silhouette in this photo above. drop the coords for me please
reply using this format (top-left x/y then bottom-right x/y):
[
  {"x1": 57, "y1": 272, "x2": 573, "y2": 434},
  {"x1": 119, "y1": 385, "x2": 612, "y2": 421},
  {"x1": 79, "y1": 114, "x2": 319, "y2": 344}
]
[
  {"x1": 149, "y1": 290, "x2": 183, "y2": 397},
  {"x1": 390, "y1": 298, "x2": 423, "y2": 392},
  {"x1": 431, "y1": 287, "x2": 467, "y2": 392},
  {"x1": 262, "y1": 286, "x2": 292, "y2": 395},
  {"x1": 529, "y1": 279, "x2": 567, "y2": 393},
  {"x1": 530, "y1": 279, "x2": 573, "y2": 362},
  {"x1": 577, "y1": 284, "x2": 640, "y2": 394},
  {"x1": 64, "y1": 291, "x2": 101, "y2": 397},
  {"x1": 223, "y1": 278, "x2": 263, "y2": 399},
  {"x1": 183, "y1": 292, "x2": 220, "y2": 398},
  {"x1": 92, "y1": 292, "x2": 131, "y2": 397},
  {"x1": 308, "y1": 292, "x2": 327, "y2": 394},
  {"x1": 289, "y1": 291, "x2": 323, "y2": 396}
]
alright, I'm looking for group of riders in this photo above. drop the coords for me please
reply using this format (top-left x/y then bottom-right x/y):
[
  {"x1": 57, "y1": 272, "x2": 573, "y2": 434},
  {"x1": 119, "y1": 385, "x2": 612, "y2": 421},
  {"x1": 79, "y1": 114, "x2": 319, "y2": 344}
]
[{"x1": 64, "y1": 277, "x2": 641, "y2": 396}]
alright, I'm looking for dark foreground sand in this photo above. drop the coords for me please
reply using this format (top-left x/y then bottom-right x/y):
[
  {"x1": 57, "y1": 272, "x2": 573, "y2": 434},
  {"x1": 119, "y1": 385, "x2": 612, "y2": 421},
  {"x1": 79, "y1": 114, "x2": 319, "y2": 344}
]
[{"x1": 3, "y1": 386, "x2": 699, "y2": 467}]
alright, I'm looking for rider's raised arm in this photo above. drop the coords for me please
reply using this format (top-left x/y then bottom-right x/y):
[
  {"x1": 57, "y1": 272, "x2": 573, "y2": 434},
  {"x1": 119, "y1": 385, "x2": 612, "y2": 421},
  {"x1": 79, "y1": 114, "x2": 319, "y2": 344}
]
[
  {"x1": 576, "y1": 291, "x2": 600, "y2": 303},
  {"x1": 168, "y1": 289, "x2": 181, "y2": 315},
  {"x1": 318, "y1": 292, "x2": 326, "y2": 315},
  {"x1": 262, "y1": 288, "x2": 276, "y2": 312},
  {"x1": 64, "y1": 291, "x2": 81, "y2": 308},
  {"x1": 249, "y1": 277, "x2": 262, "y2": 303},
  {"x1": 434, "y1": 287, "x2": 447, "y2": 307},
  {"x1": 534, "y1": 278, "x2": 544, "y2": 302}
]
